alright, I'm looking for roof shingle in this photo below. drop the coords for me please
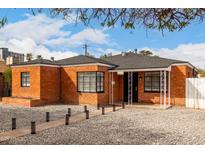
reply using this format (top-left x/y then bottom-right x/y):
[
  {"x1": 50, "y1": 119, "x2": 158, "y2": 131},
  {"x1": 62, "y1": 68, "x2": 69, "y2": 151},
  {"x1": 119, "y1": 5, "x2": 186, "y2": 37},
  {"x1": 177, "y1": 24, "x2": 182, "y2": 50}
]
[
  {"x1": 56, "y1": 55, "x2": 115, "y2": 66},
  {"x1": 12, "y1": 53, "x2": 192, "y2": 70},
  {"x1": 103, "y1": 53, "x2": 187, "y2": 70}
]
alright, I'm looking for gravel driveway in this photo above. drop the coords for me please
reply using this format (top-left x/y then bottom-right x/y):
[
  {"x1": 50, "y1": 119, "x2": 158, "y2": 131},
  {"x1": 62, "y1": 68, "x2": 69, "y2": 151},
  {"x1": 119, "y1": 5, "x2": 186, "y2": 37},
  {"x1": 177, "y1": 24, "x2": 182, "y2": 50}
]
[
  {"x1": 0, "y1": 103, "x2": 96, "y2": 132},
  {"x1": 2, "y1": 106, "x2": 205, "y2": 145}
]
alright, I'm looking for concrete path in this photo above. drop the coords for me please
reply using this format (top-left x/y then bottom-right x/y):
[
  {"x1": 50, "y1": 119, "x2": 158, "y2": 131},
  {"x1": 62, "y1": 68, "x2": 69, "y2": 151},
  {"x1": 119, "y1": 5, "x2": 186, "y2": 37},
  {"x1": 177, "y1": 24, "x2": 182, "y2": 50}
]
[{"x1": 0, "y1": 106, "x2": 122, "y2": 143}]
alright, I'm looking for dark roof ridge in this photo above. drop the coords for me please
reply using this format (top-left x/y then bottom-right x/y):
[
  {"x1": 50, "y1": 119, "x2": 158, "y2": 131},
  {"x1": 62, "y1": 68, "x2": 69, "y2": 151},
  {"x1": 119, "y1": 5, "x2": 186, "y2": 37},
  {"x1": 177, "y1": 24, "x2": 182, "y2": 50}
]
[
  {"x1": 105, "y1": 53, "x2": 187, "y2": 63},
  {"x1": 56, "y1": 54, "x2": 117, "y2": 66}
]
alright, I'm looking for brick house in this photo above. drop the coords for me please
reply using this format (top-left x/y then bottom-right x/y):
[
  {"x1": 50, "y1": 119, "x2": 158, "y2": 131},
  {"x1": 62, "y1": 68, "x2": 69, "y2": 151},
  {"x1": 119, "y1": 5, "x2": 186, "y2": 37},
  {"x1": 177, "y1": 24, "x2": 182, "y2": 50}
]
[{"x1": 2, "y1": 53, "x2": 197, "y2": 107}]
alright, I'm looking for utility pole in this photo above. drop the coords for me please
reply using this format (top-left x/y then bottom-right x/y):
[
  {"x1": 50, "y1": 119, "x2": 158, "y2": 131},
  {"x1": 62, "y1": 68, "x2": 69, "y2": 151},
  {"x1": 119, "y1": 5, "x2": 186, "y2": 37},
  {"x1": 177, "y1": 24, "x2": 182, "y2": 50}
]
[{"x1": 83, "y1": 43, "x2": 88, "y2": 56}]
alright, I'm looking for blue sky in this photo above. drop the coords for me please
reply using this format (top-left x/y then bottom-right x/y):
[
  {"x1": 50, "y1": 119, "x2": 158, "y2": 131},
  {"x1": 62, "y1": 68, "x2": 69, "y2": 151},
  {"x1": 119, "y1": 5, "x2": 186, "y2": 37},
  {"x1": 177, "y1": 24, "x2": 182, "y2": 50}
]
[{"x1": 0, "y1": 8, "x2": 205, "y2": 68}]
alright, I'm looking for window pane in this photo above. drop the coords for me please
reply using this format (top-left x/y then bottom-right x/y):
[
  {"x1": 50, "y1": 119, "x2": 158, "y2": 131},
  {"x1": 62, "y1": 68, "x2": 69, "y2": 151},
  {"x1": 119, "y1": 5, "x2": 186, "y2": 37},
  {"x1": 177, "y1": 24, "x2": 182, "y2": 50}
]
[
  {"x1": 90, "y1": 84, "x2": 96, "y2": 92},
  {"x1": 145, "y1": 87, "x2": 151, "y2": 91},
  {"x1": 78, "y1": 77, "x2": 83, "y2": 82},
  {"x1": 84, "y1": 83, "x2": 90, "y2": 92},
  {"x1": 77, "y1": 72, "x2": 104, "y2": 92},
  {"x1": 144, "y1": 72, "x2": 160, "y2": 92},
  {"x1": 21, "y1": 72, "x2": 30, "y2": 87},
  {"x1": 84, "y1": 76, "x2": 89, "y2": 82}
]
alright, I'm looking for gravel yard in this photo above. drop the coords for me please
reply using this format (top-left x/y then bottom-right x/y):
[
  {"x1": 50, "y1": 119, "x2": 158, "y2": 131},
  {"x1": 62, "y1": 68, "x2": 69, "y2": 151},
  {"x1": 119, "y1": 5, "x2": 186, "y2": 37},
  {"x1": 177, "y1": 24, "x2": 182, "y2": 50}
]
[
  {"x1": 0, "y1": 103, "x2": 96, "y2": 132},
  {"x1": 2, "y1": 106, "x2": 205, "y2": 145}
]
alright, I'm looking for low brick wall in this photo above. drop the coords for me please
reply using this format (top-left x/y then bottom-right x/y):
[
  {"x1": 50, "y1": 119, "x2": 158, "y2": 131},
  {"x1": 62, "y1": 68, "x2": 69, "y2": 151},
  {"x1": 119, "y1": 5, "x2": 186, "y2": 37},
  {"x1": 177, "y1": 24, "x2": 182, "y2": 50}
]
[{"x1": 2, "y1": 97, "x2": 45, "y2": 107}]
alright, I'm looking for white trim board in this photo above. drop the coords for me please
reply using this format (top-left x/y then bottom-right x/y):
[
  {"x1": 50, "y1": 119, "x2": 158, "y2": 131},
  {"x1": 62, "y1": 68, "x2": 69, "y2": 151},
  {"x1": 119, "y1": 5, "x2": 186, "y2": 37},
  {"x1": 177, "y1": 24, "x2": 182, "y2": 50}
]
[
  {"x1": 11, "y1": 64, "x2": 60, "y2": 68},
  {"x1": 109, "y1": 67, "x2": 171, "y2": 72},
  {"x1": 11, "y1": 63, "x2": 114, "y2": 68},
  {"x1": 109, "y1": 63, "x2": 196, "y2": 73},
  {"x1": 61, "y1": 63, "x2": 114, "y2": 67}
]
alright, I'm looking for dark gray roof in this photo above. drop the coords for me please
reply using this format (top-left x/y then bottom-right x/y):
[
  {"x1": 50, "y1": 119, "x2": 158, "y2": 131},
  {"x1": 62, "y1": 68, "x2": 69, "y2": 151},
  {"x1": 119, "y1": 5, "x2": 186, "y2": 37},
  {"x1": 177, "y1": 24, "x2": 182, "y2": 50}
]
[
  {"x1": 103, "y1": 53, "x2": 188, "y2": 70},
  {"x1": 12, "y1": 58, "x2": 59, "y2": 66},
  {"x1": 12, "y1": 53, "x2": 192, "y2": 70},
  {"x1": 56, "y1": 55, "x2": 115, "y2": 66},
  {"x1": 12, "y1": 55, "x2": 116, "y2": 67}
]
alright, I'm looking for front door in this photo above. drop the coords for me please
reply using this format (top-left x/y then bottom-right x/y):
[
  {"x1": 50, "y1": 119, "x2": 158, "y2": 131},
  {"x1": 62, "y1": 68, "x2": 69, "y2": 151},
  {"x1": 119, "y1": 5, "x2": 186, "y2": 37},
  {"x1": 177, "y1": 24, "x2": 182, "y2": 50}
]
[{"x1": 123, "y1": 72, "x2": 138, "y2": 103}]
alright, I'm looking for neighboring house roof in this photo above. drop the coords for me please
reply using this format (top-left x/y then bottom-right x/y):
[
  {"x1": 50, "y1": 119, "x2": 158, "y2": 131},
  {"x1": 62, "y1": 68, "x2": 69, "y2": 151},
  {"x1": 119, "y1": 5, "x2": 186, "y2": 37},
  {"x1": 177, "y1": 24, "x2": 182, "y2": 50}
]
[
  {"x1": 103, "y1": 53, "x2": 189, "y2": 70},
  {"x1": 0, "y1": 60, "x2": 9, "y2": 73},
  {"x1": 56, "y1": 55, "x2": 116, "y2": 66}
]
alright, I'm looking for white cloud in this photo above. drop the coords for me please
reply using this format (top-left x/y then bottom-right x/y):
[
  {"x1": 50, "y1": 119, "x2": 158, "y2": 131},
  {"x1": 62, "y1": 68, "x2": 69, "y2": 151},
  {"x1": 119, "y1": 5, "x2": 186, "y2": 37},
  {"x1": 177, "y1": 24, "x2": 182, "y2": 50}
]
[
  {"x1": 0, "y1": 38, "x2": 78, "y2": 60},
  {"x1": 0, "y1": 14, "x2": 68, "y2": 44},
  {"x1": 45, "y1": 28, "x2": 110, "y2": 47},
  {"x1": 140, "y1": 43, "x2": 205, "y2": 69},
  {"x1": 0, "y1": 13, "x2": 113, "y2": 60}
]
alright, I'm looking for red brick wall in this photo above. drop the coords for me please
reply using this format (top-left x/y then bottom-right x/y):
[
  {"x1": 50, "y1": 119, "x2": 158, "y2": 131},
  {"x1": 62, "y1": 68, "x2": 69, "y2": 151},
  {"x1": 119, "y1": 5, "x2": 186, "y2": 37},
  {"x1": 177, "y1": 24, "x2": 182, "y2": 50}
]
[
  {"x1": 97, "y1": 66, "x2": 110, "y2": 105},
  {"x1": 40, "y1": 66, "x2": 60, "y2": 104},
  {"x1": 137, "y1": 65, "x2": 194, "y2": 106},
  {"x1": 8, "y1": 64, "x2": 194, "y2": 107},
  {"x1": 11, "y1": 66, "x2": 60, "y2": 104},
  {"x1": 170, "y1": 65, "x2": 194, "y2": 106},
  {"x1": 61, "y1": 65, "x2": 110, "y2": 105},
  {"x1": 12, "y1": 66, "x2": 41, "y2": 99},
  {"x1": 111, "y1": 72, "x2": 124, "y2": 103},
  {"x1": 138, "y1": 71, "x2": 160, "y2": 104}
]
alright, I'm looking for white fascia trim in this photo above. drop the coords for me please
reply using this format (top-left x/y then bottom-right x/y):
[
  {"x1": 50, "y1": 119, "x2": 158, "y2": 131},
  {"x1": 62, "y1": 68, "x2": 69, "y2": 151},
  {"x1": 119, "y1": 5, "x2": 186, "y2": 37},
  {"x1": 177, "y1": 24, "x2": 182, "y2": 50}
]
[
  {"x1": 11, "y1": 63, "x2": 114, "y2": 68},
  {"x1": 61, "y1": 63, "x2": 114, "y2": 67},
  {"x1": 109, "y1": 67, "x2": 170, "y2": 72},
  {"x1": 11, "y1": 64, "x2": 60, "y2": 68}
]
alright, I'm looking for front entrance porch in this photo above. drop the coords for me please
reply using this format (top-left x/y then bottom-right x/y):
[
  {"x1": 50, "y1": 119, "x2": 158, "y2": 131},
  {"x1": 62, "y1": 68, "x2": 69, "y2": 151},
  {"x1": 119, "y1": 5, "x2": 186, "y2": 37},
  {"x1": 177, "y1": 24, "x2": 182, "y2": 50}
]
[
  {"x1": 109, "y1": 68, "x2": 172, "y2": 109},
  {"x1": 123, "y1": 72, "x2": 138, "y2": 103}
]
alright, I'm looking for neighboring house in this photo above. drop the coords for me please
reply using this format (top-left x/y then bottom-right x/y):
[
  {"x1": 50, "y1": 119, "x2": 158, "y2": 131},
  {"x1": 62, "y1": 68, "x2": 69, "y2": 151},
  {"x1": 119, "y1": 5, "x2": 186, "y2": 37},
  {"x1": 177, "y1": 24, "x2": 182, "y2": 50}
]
[
  {"x1": 2, "y1": 52, "x2": 197, "y2": 107},
  {"x1": 0, "y1": 48, "x2": 24, "y2": 65}
]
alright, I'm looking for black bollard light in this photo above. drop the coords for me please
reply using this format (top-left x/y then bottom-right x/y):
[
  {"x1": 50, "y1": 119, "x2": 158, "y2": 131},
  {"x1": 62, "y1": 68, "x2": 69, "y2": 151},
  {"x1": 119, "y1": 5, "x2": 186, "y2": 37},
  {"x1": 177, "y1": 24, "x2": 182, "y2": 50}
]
[
  {"x1": 84, "y1": 105, "x2": 87, "y2": 113},
  {"x1": 31, "y1": 121, "x2": 36, "y2": 134},
  {"x1": 46, "y1": 112, "x2": 50, "y2": 122},
  {"x1": 97, "y1": 104, "x2": 100, "y2": 110},
  {"x1": 102, "y1": 106, "x2": 105, "y2": 115},
  {"x1": 113, "y1": 104, "x2": 116, "y2": 112},
  {"x1": 122, "y1": 102, "x2": 125, "y2": 109},
  {"x1": 12, "y1": 118, "x2": 16, "y2": 130},
  {"x1": 86, "y1": 110, "x2": 89, "y2": 119},
  {"x1": 65, "y1": 114, "x2": 69, "y2": 125},
  {"x1": 68, "y1": 108, "x2": 71, "y2": 117}
]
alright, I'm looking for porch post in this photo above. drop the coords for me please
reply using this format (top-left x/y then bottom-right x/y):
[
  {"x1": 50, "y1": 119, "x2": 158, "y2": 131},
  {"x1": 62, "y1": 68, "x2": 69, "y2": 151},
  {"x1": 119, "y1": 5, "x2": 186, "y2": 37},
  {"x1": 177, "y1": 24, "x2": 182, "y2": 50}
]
[
  {"x1": 164, "y1": 70, "x2": 167, "y2": 109},
  {"x1": 160, "y1": 71, "x2": 163, "y2": 108},
  {"x1": 111, "y1": 72, "x2": 114, "y2": 105},
  {"x1": 168, "y1": 70, "x2": 171, "y2": 107},
  {"x1": 131, "y1": 72, "x2": 133, "y2": 105}
]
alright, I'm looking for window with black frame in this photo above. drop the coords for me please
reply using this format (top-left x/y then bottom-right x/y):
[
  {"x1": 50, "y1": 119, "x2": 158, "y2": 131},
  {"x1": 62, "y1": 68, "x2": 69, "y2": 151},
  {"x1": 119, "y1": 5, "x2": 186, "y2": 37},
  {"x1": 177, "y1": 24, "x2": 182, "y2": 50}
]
[
  {"x1": 77, "y1": 72, "x2": 104, "y2": 93},
  {"x1": 21, "y1": 72, "x2": 30, "y2": 87},
  {"x1": 144, "y1": 72, "x2": 167, "y2": 92}
]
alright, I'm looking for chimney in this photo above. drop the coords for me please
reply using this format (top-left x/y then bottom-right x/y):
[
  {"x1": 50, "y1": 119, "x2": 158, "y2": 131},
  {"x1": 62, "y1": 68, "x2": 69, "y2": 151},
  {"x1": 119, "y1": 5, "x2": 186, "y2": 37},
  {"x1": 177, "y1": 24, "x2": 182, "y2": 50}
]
[
  {"x1": 134, "y1": 49, "x2": 138, "y2": 54},
  {"x1": 121, "y1": 52, "x2": 126, "y2": 56},
  {"x1": 51, "y1": 57, "x2": 54, "y2": 61},
  {"x1": 37, "y1": 55, "x2": 42, "y2": 60}
]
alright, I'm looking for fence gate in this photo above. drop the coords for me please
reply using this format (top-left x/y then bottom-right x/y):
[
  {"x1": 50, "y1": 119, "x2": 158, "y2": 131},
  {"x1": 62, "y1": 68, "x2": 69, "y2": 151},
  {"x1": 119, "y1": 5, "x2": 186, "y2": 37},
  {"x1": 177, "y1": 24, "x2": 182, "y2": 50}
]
[{"x1": 186, "y1": 78, "x2": 205, "y2": 109}]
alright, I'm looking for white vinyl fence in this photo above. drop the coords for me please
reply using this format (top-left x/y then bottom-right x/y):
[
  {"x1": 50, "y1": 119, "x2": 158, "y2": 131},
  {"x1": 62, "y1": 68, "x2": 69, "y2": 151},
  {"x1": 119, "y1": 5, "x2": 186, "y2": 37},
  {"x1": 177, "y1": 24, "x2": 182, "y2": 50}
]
[{"x1": 186, "y1": 78, "x2": 205, "y2": 109}]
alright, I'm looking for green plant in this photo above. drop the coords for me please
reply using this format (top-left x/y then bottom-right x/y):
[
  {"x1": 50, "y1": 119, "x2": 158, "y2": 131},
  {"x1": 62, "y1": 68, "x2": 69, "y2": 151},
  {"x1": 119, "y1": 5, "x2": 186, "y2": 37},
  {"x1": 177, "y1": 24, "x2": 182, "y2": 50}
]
[
  {"x1": 198, "y1": 69, "x2": 205, "y2": 77},
  {"x1": 3, "y1": 68, "x2": 12, "y2": 87}
]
